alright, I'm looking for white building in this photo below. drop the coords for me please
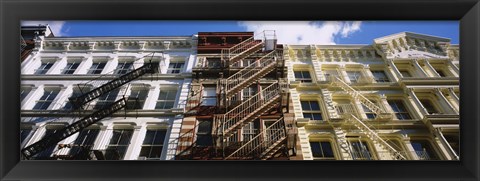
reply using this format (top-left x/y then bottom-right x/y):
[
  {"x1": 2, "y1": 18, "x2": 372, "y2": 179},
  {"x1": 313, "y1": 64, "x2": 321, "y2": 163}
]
[{"x1": 20, "y1": 34, "x2": 197, "y2": 160}]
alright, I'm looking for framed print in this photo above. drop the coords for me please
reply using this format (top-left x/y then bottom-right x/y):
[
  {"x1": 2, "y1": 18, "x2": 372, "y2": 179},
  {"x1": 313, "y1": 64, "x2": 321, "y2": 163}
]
[{"x1": 1, "y1": 0, "x2": 479, "y2": 180}]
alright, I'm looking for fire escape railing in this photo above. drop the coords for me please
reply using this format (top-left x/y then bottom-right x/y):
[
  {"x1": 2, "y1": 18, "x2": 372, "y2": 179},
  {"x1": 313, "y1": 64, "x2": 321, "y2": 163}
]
[
  {"x1": 327, "y1": 75, "x2": 406, "y2": 160},
  {"x1": 221, "y1": 37, "x2": 263, "y2": 66},
  {"x1": 346, "y1": 114, "x2": 407, "y2": 160},
  {"x1": 215, "y1": 82, "x2": 284, "y2": 138},
  {"x1": 22, "y1": 56, "x2": 159, "y2": 159},
  {"x1": 330, "y1": 76, "x2": 388, "y2": 117},
  {"x1": 220, "y1": 51, "x2": 277, "y2": 99},
  {"x1": 69, "y1": 63, "x2": 158, "y2": 109},
  {"x1": 22, "y1": 98, "x2": 127, "y2": 158},
  {"x1": 225, "y1": 117, "x2": 286, "y2": 160}
]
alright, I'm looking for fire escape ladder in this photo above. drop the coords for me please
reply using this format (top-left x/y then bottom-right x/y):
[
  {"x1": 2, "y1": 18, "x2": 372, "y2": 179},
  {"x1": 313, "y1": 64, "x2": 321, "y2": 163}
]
[
  {"x1": 330, "y1": 76, "x2": 391, "y2": 119},
  {"x1": 221, "y1": 36, "x2": 263, "y2": 66},
  {"x1": 225, "y1": 117, "x2": 286, "y2": 160},
  {"x1": 346, "y1": 114, "x2": 407, "y2": 160},
  {"x1": 22, "y1": 98, "x2": 128, "y2": 159},
  {"x1": 69, "y1": 63, "x2": 159, "y2": 109},
  {"x1": 221, "y1": 50, "x2": 277, "y2": 99},
  {"x1": 215, "y1": 82, "x2": 284, "y2": 138}
]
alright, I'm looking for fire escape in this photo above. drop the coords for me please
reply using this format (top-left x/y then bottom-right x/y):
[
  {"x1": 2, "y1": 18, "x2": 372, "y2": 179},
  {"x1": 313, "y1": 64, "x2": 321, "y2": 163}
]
[
  {"x1": 21, "y1": 59, "x2": 159, "y2": 160},
  {"x1": 177, "y1": 31, "x2": 294, "y2": 160},
  {"x1": 326, "y1": 75, "x2": 407, "y2": 160}
]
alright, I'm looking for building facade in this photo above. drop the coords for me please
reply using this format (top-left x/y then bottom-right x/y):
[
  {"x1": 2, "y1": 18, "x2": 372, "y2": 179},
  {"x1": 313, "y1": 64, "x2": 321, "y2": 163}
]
[
  {"x1": 20, "y1": 33, "x2": 197, "y2": 160},
  {"x1": 20, "y1": 28, "x2": 459, "y2": 161},
  {"x1": 286, "y1": 32, "x2": 459, "y2": 160}
]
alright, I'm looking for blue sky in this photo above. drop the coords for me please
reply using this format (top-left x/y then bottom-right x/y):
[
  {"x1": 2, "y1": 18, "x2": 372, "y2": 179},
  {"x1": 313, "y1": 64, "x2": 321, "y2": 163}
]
[{"x1": 21, "y1": 21, "x2": 459, "y2": 45}]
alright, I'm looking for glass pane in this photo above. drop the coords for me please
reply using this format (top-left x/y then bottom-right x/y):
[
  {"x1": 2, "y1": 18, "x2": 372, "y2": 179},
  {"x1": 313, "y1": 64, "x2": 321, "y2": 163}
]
[
  {"x1": 321, "y1": 142, "x2": 334, "y2": 157},
  {"x1": 310, "y1": 142, "x2": 322, "y2": 157}
]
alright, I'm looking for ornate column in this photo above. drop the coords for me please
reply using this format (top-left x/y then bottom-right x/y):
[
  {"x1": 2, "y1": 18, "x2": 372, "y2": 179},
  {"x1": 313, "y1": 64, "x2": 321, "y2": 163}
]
[
  {"x1": 386, "y1": 59, "x2": 402, "y2": 82},
  {"x1": 434, "y1": 88, "x2": 458, "y2": 114},
  {"x1": 421, "y1": 59, "x2": 440, "y2": 77},
  {"x1": 406, "y1": 88, "x2": 428, "y2": 118},
  {"x1": 411, "y1": 59, "x2": 428, "y2": 77}
]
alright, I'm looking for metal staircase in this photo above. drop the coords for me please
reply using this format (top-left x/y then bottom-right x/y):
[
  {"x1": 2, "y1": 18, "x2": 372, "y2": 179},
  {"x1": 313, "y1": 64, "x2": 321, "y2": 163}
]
[
  {"x1": 324, "y1": 76, "x2": 406, "y2": 160},
  {"x1": 214, "y1": 82, "x2": 284, "y2": 138},
  {"x1": 69, "y1": 62, "x2": 158, "y2": 109},
  {"x1": 221, "y1": 37, "x2": 263, "y2": 66},
  {"x1": 346, "y1": 114, "x2": 407, "y2": 160},
  {"x1": 22, "y1": 98, "x2": 127, "y2": 159},
  {"x1": 22, "y1": 59, "x2": 159, "y2": 159},
  {"x1": 330, "y1": 76, "x2": 392, "y2": 119},
  {"x1": 220, "y1": 50, "x2": 277, "y2": 99},
  {"x1": 225, "y1": 117, "x2": 286, "y2": 160}
]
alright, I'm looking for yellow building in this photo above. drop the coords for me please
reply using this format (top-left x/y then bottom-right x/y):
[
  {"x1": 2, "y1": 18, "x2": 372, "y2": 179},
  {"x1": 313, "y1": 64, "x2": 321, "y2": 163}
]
[{"x1": 285, "y1": 32, "x2": 459, "y2": 160}]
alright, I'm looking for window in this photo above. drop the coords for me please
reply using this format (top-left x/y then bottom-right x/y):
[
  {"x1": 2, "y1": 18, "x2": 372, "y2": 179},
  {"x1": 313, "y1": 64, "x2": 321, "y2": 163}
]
[
  {"x1": 196, "y1": 120, "x2": 213, "y2": 146},
  {"x1": 94, "y1": 89, "x2": 119, "y2": 109},
  {"x1": 201, "y1": 87, "x2": 216, "y2": 106},
  {"x1": 62, "y1": 62, "x2": 80, "y2": 74},
  {"x1": 127, "y1": 88, "x2": 149, "y2": 109},
  {"x1": 33, "y1": 89, "x2": 59, "y2": 110},
  {"x1": 155, "y1": 89, "x2": 177, "y2": 109},
  {"x1": 443, "y1": 134, "x2": 459, "y2": 156},
  {"x1": 105, "y1": 129, "x2": 133, "y2": 160},
  {"x1": 310, "y1": 141, "x2": 335, "y2": 159},
  {"x1": 399, "y1": 70, "x2": 412, "y2": 77},
  {"x1": 33, "y1": 129, "x2": 58, "y2": 159},
  {"x1": 207, "y1": 58, "x2": 220, "y2": 68},
  {"x1": 242, "y1": 86, "x2": 257, "y2": 100},
  {"x1": 371, "y1": 71, "x2": 390, "y2": 82},
  {"x1": 20, "y1": 86, "x2": 32, "y2": 102},
  {"x1": 362, "y1": 104, "x2": 376, "y2": 119},
  {"x1": 323, "y1": 70, "x2": 338, "y2": 81},
  {"x1": 242, "y1": 122, "x2": 258, "y2": 142},
  {"x1": 388, "y1": 100, "x2": 412, "y2": 120},
  {"x1": 69, "y1": 129, "x2": 99, "y2": 160},
  {"x1": 35, "y1": 61, "x2": 54, "y2": 74},
  {"x1": 349, "y1": 141, "x2": 373, "y2": 160},
  {"x1": 115, "y1": 62, "x2": 133, "y2": 74},
  {"x1": 294, "y1": 71, "x2": 312, "y2": 83},
  {"x1": 167, "y1": 62, "x2": 184, "y2": 74},
  {"x1": 346, "y1": 71, "x2": 362, "y2": 83},
  {"x1": 87, "y1": 62, "x2": 106, "y2": 74},
  {"x1": 139, "y1": 130, "x2": 166, "y2": 159},
  {"x1": 411, "y1": 140, "x2": 438, "y2": 160},
  {"x1": 419, "y1": 99, "x2": 439, "y2": 114},
  {"x1": 64, "y1": 86, "x2": 91, "y2": 110},
  {"x1": 301, "y1": 101, "x2": 323, "y2": 121},
  {"x1": 434, "y1": 68, "x2": 447, "y2": 77}
]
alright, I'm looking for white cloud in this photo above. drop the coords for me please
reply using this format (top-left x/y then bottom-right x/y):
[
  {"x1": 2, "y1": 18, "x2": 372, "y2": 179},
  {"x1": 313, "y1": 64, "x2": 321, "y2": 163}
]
[
  {"x1": 238, "y1": 21, "x2": 362, "y2": 45},
  {"x1": 21, "y1": 21, "x2": 67, "y2": 36}
]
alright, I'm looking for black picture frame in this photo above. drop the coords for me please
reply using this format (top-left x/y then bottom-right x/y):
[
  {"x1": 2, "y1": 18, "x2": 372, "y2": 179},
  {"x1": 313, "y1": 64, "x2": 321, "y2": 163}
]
[{"x1": 1, "y1": 0, "x2": 479, "y2": 180}]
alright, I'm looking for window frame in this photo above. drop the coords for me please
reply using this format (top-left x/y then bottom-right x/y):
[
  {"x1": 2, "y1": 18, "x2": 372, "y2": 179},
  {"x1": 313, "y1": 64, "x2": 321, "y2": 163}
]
[
  {"x1": 139, "y1": 129, "x2": 167, "y2": 160},
  {"x1": 155, "y1": 88, "x2": 178, "y2": 109},
  {"x1": 300, "y1": 100, "x2": 323, "y2": 121},
  {"x1": 167, "y1": 62, "x2": 185, "y2": 74},
  {"x1": 62, "y1": 61, "x2": 80, "y2": 74},
  {"x1": 310, "y1": 141, "x2": 336, "y2": 160},
  {"x1": 33, "y1": 88, "x2": 60, "y2": 110},
  {"x1": 294, "y1": 70, "x2": 313, "y2": 83},
  {"x1": 35, "y1": 61, "x2": 55, "y2": 75},
  {"x1": 105, "y1": 129, "x2": 134, "y2": 160},
  {"x1": 371, "y1": 70, "x2": 390, "y2": 83},
  {"x1": 87, "y1": 61, "x2": 107, "y2": 74},
  {"x1": 114, "y1": 61, "x2": 134, "y2": 75},
  {"x1": 387, "y1": 99, "x2": 413, "y2": 120}
]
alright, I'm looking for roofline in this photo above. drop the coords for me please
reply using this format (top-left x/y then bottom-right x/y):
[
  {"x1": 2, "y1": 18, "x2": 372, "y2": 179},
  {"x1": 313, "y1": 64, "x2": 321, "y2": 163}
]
[{"x1": 374, "y1": 31, "x2": 451, "y2": 43}]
